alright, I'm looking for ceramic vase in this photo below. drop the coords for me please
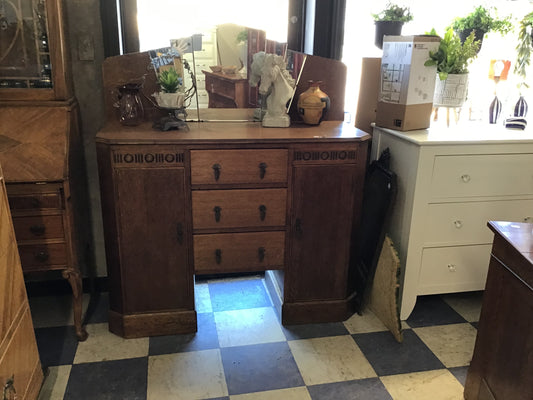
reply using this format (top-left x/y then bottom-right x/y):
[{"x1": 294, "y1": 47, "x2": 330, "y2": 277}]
[
  {"x1": 489, "y1": 95, "x2": 502, "y2": 124},
  {"x1": 514, "y1": 95, "x2": 528, "y2": 117},
  {"x1": 433, "y1": 74, "x2": 469, "y2": 108},
  {"x1": 297, "y1": 81, "x2": 330, "y2": 125}
]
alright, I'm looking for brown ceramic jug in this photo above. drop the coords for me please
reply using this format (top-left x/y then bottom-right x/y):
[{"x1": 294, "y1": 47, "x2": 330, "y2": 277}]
[{"x1": 297, "y1": 81, "x2": 330, "y2": 125}]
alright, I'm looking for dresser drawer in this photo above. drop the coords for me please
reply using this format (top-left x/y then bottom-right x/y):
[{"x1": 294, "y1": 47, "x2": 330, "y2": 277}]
[
  {"x1": 194, "y1": 232, "x2": 285, "y2": 274},
  {"x1": 18, "y1": 243, "x2": 68, "y2": 271},
  {"x1": 424, "y1": 199, "x2": 533, "y2": 246},
  {"x1": 12, "y1": 215, "x2": 64, "y2": 241},
  {"x1": 7, "y1": 184, "x2": 63, "y2": 210},
  {"x1": 190, "y1": 150, "x2": 288, "y2": 185},
  {"x1": 430, "y1": 154, "x2": 533, "y2": 199},
  {"x1": 192, "y1": 189, "x2": 287, "y2": 229},
  {"x1": 418, "y1": 245, "x2": 491, "y2": 294},
  {"x1": 0, "y1": 306, "x2": 41, "y2": 400}
]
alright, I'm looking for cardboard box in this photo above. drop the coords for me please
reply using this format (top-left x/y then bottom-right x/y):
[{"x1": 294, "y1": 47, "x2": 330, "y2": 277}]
[{"x1": 375, "y1": 35, "x2": 440, "y2": 131}]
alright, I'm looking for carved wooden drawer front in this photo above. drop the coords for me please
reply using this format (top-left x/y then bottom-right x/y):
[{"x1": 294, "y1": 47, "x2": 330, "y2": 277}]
[
  {"x1": 18, "y1": 243, "x2": 68, "y2": 271},
  {"x1": 194, "y1": 232, "x2": 285, "y2": 274},
  {"x1": 190, "y1": 149, "x2": 288, "y2": 185},
  {"x1": 12, "y1": 215, "x2": 64, "y2": 240},
  {"x1": 8, "y1": 192, "x2": 62, "y2": 210},
  {"x1": 192, "y1": 189, "x2": 287, "y2": 230}
]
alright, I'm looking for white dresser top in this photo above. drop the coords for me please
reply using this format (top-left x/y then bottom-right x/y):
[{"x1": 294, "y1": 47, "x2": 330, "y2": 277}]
[{"x1": 373, "y1": 122, "x2": 533, "y2": 146}]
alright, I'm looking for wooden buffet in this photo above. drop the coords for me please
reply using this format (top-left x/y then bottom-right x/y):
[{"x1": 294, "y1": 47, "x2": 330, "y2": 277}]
[
  {"x1": 96, "y1": 119, "x2": 370, "y2": 338},
  {"x1": 0, "y1": 164, "x2": 43, "y2": 400},
  {"x1": 464, "y1": 221, "x2": 533, "y2": 400}
]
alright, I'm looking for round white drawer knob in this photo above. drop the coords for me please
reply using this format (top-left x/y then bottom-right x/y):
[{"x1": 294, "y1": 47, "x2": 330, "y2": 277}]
[
  {"x1": 454, "y1": 220, "x2": 463, "y2": 229},
  {"x1": 461, "y1": 174, "x2": 471, "y2": 183},
  {"x1": 448, "y1": 264, "x2": 457, "y2": 272}
]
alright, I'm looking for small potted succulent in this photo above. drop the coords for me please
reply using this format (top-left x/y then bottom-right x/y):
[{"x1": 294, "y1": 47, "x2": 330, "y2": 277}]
[
  {"x1": 451, "y1": 6, "x2": 512, "y2": 49},
  {"x1": 372, "y1": 2, "x2": 413, "y2": 49},
  {"x1": 154, "y1": 67, "x2": 185, "y2": 108}
]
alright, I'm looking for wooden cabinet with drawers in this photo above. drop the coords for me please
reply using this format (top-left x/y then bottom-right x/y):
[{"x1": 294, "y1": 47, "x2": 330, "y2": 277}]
[
  {"x1": 371, "y1": 125, "x2": 533, "y2": 320},
  {"x1": 0, "y1": 165, "x2": 43, "y2": 400},
  {"x1": 97, "y1": 120, "x2": 369, "y2": 338}
]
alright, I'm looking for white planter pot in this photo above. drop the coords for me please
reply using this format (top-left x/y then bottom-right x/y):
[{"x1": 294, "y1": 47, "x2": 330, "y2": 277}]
[
  {"x1": 154, "y1": 92, "x2": 185, "y2": 108},
  {"x1": 433, "y1": 74, "x2": 469, "y2": 107}
]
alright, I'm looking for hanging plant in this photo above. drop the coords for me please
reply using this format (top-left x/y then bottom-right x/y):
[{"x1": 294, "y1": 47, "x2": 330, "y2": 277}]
[{"x1": 515, "y1": 11, "x2": 533, "y2": 91}]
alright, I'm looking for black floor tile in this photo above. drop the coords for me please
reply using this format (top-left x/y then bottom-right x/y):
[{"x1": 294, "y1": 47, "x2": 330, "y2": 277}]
[
  {"x1": 353, "y1": 330, "x2": 445, "y2": 376},
  {"x1": 407, "y1": 295, "x2": 467, "y2": 328},
  {"x1": 449, "y1": 366, "x2": 470, "y2": 386},
  {"x1": 283, "y1": 322, "x2": 349, "y2": 340},
  {"x1": 208, "y1": 278, "x2": 272, "y2": 312},
  {"x1": 64, "y1": 357, "x2": 148, "y2": 400},
  {"x1": 35, "y1": 326, "x2": 79, "y2": 367},
  {"x1": 220, "y1": 342, "x2": 305, "y2": 395},
  {"x1": 84, "y1": 292, "x2": 109, "y2": 324},
  {"x1": 308, "y1": 378, "x2": 393, "y2": 400},
  {"x1": 149, "y1": 313, "x2": 219, "y2": 355}
]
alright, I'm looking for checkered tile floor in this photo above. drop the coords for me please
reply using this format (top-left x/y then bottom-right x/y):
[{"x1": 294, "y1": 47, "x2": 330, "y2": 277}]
[{"x1": 31, "y1": 275, "x2": 483, "y2": 399}]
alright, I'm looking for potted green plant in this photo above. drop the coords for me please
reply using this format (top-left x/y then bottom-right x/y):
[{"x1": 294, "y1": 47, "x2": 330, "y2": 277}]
[
  {"x1": 372, "y1": 2, "x2": 413, "y2": 49},
  {"x1": 451, "y1": 6, "x2": 512, "y2": 48},
  {"x1": 154, "y1": 67, "x2": 185, "y2": 108},
  {"x1": 424, "y1": 28, "x2": 480, "y2": 107},
  {"x1": 513, "y1": 11, "x2": 533, "y2": 116}
]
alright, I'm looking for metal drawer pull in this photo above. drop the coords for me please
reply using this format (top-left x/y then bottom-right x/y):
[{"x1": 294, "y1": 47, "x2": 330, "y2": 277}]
[
  {"x1": 258, "y1": 247, "x2": 265, "y2": 262},
  {"x1": 453, "y1": 220, "x2": 463, "y2": 229},
  {"x1": 461, "y1": 174, "x2": 471, "y2": 183},
  {"x1": 447, "y1": 264, "x2": 457, "y2": 272},
  {"x1": 524, "y1": 216, "x2": 532, "y2": 223},
  {"x1": 30, "y1": 224, "x2": 46, "y2": 236},
  {"x1": 31, "y1": 197, "x2": 41, "y2": 208},
  {"x1": 212, "y1": 163, "x2": 221, "y2": 181},
  {"x1": 35, "y1": 251, "x2": 49, "y2": 262},
  {"x1": 215, "y1": 249, "x2": 222, "y2": 264},
  {"x1": 214, "y1": 206, "x2": 221, "y2": 222},
  {"x1": 259, "y1": 205, "x2": 267, "y2": 221},
  {"x1": 177, "y1": 223, "x2": 184, "y2": 245},
  {"x1": 3, "y1": 375, "x2": 15, "y2": 400},
  {"x1": 259, "y1": 162, "x2": 267, "y2": 179}
]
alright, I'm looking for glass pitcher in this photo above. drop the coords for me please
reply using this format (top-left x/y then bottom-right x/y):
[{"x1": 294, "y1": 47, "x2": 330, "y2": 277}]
[{"x1": 116, "y1": 83, "x2": 144, "y2": 126}]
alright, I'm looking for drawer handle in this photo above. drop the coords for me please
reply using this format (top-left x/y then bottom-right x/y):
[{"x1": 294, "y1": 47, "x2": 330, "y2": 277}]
[
  {"x1": 295, "y1": 218, "x2": 303, "y2": 238},
  {"x1": 214, "y1": 206, "x2": 222, "y2": 222},
  {"x1": 448, "y1": 264, "x2": 457, "y2": 272},
  {"x1": 177, "y1": 222, "x2": 184, "y2": 245},
  {"x1": 258, "y1": 247, "x2": 265, "y2": 262},
  {"x1": 30, "y1": 224, "x2": 46, "y2": 236},
  {"x1": 259, "y1": 162, "x2": 267, "y2": 179},
  {"x1": 461, "y1": 174, "x2": 471, "y2": 183},
  {"x1": 453, "y1": 220, "x2": 463, "y2": 229},
  {"x1": 35, "y1": 251, "x2": 49, "y2": 262},
  {"x1": 3, "y1": 375, "x2": 15, "y2": 400},
  {"x1": 31, "y1": 197, "x2": 41, "y2": 208},
  {"x1": 524, "y1": 216, "x2": 532, "y2": 223},
  {"x1": 215, "y1": 249, "x2": 222, "y2": 264},
  {"x1": 259, "y1": 204, "x2": 267, "y2": 221},
  {"x1": 212, "y1": 163, "x2": 221, "y2": 181}
]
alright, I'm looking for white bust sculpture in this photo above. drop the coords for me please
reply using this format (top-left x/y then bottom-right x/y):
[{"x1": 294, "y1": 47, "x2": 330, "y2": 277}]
[{"x1": 249, "y1": 51, "x2": 295, "y2": 127}]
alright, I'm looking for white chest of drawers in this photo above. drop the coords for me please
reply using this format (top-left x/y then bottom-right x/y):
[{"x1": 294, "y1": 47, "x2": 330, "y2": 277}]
[{"x1": 371, "y1": 124, "x2": 533, "y2": 319}]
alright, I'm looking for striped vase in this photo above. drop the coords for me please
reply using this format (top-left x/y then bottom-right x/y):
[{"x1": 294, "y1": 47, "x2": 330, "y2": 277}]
[
  {"x1": 514, "y1": 96, "x2": 528, "y2": 117},
  {"x1": 489, "y1": 96, "x2": 502, "y2": 124}
]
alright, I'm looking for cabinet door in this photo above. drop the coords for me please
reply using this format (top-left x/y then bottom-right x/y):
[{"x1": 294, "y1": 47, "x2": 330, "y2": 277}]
[
  {"x1": 288, "y1": 165, "x2": 356, "y2": 302},
  {"x1": 115, "y1": 167, "x2": 192, "y2": 313}
]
